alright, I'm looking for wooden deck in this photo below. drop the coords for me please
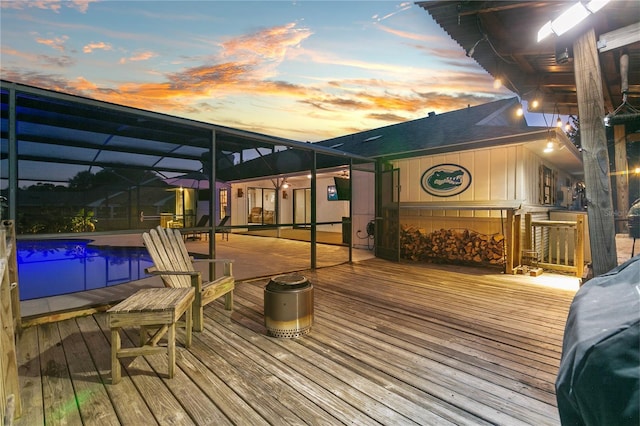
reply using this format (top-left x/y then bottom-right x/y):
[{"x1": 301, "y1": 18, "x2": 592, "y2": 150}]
[{"x1": 13, "y1": 258, "x2": 576, "y2": 425}]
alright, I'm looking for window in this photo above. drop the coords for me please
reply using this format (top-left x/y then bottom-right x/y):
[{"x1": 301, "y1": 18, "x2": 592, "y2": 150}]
[
  {"x1": 541, "y1": 165, "x2": 556, "y2": 205},
  {"x1": 218, "y1": 188, "x2": 228, "y2": 220}
]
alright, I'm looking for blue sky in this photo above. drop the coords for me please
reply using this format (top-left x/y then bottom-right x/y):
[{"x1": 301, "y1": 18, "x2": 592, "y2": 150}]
[{"x1": 1, "y1": 0, "x2": 518, "y2": 141}]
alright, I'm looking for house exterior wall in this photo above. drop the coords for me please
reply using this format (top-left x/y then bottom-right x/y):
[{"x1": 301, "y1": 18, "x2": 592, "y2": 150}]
[
  {"x1": 392, "y1": 142, "x2": 585, "y2": 266},
  {"x1": 228, "y1": 171, "x2": 375, "y2": 250},
  {"x1": 351, "y1": 170, "x2": 375, "y2": 250},
  {"x1": 393, "y1": 143, "x2": 579, "y2": 229},
  {"x1": 230, "y1": 176, "x2": 350, "y2": 228}
]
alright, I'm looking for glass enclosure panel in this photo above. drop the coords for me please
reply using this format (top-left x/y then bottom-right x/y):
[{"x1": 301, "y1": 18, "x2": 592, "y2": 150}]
[
  {"x1": 247, "y1": 187, "x2": 276, "y2": 224},
  {"x1": 293, "y1": 188, "x2": 311, "y2": 226}
]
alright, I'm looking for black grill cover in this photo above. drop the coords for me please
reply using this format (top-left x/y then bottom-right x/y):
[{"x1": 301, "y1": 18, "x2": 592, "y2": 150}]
[{"x1": 556, "y1": 255, "x2": 640, "y2": 425}]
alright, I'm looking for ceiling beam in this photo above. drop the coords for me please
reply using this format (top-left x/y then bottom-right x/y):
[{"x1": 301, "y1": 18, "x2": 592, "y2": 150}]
[
  {"x1": 456, "y1": 1, "x2": 551, "y2": 16},
  {"x1": 597, "y1": 22, "x2": 640, "y2": 53}
]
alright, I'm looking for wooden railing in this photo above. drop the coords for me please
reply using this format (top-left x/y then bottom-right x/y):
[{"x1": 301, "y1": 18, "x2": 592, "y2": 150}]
[
  {"x1": 524, "y1": 213, "x2": 585, "y2": 277},
  {"x1": 1, "y1": 220, "x2": 21, "y2": 424}
]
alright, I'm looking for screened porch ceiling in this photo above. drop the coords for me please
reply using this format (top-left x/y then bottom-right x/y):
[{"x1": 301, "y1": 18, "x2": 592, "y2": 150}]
[{"x1": 0, "y1": 80, "x2": 372, "y2": 186}]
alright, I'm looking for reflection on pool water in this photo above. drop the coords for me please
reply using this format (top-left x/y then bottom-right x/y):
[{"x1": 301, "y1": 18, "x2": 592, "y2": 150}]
[{"x1": 17, "y1": 239, "x2": 154, "y2": 300}]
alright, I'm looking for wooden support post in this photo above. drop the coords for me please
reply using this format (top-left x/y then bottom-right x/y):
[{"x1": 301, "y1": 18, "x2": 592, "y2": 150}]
[
  {"x1": 573, "y1": 28, "x2": 618, "y2": 275},
  {"x1": 505, "y1": 209, "x2": 514, "y2": 274},
  {"x1": 513, "y1": 214, "x2": 521, "y2": 267},
  {"x1": 575, "y1": 215, "x2": 585, "y2": 278},
  {"x1": 614, "y1": 124, "x2": 629, "y2": 233},
  {"x1": 524, "y1": 213, "x2": 532, "y2": 250},
  {"x1": 0, "y1": 228, "x2": 21, "y2": 422}
]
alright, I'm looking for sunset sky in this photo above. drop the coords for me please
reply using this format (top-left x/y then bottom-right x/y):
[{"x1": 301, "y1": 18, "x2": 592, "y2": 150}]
[{"x1": 1, "y1": 0, "x2": 520, "y2": 142}]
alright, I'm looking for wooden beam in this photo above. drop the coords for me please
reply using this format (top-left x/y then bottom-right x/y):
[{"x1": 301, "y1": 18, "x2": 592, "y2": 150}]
[
  {"x1": 597, "y1": 22, "x2": 640, "y2": 53},
  {"x1": 614, "y1": 125, "x2": 629, "y2": 233},
  {"x1": 456, "y1": 1, "x2": 549, "y2": 16},
  {"x1": 573, "y1": 28, "x2": 618, "y2": 276}
]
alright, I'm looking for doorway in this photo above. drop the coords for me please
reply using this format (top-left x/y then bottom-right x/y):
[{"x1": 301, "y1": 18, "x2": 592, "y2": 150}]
[{"x1": 293, "y1": 188, "x2": 311, "y2": 227}]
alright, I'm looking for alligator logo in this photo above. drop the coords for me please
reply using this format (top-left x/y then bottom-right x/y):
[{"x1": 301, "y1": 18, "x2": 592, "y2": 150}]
[
  {"x1": 427, "y1": 169, "x2": 464, "y2": 190},
  {"x1": 421, "y1": 164, "x2": 472, "y2": 197}
]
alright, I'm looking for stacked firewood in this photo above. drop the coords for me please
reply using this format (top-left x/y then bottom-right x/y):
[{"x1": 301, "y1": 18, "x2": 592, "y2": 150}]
[{"x1": 400, "y1": 225, "x2": 504, "y2": 266}]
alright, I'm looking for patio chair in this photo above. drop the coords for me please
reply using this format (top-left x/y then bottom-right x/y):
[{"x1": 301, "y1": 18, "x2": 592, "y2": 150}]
[
  {"x1": 142, "y1": 226, "x2": 234, "y2": 332},
  {"x1": 184, "y1": 214, "x2": 210, "y2": 241},
  {"x1": 216, "y1": 215, "x2": 231, "y2": 241}
]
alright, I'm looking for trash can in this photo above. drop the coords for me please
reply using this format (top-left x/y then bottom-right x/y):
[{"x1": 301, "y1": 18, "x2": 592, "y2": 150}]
[
  {"x1": 628, "y1": 199, "x2": 640, "y2": 239},
  {"x1": 264, "y1": 273, "x2": 313, "y2": 338}
]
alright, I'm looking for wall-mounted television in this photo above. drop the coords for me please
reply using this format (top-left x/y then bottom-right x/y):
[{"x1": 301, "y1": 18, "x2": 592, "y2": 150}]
[
  {"x1": 333, "y1": 177, "x2": 350, "y2": 200},
  {"x1": 327, "y1": 185, "x2": 338, "y2": 201}
]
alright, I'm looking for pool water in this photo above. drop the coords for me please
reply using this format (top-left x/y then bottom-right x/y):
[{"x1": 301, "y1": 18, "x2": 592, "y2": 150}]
[{"x1": 17, "y1": 240, "x2": 154, "y2": 300}]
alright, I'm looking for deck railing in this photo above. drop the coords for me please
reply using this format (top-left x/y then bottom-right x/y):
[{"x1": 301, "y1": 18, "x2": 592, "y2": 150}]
[
  {"x1": 524, "y1": 213, "x2": 585, "y2": 277},
  {"x1": 1, "y1": 219, "x2": 21, "y2": 424}
]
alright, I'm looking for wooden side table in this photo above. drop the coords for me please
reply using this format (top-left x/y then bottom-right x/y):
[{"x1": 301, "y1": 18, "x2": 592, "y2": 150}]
[{"x1": 108, "y1": 287, "x2": 195, "y2": 384}]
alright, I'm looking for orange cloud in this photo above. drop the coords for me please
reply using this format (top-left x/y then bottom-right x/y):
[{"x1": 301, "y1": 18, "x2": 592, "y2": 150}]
[
  {"x1": 119, "y1": 51, "x2": 156, "y2": 64},
  {"x1": 0, "y1": 0, "x2": 97, "y2": 13},
  {"x1": 299, "y1": 48, "x2": 418, "y2": 76},
  {"x1": 220, "y1": 22, "x2": 312, "y2": 64},
  {"x1": 366, "y1": 112, "x2": 407, "y2": 123},
  {"x1": 83, "y1": 42, "x2": 112, "y2": 54},
  {"x1": 36, "y1": 35, "x2": 68, "y2": 52},
  {"x1": 374, "y1": 24, "x2": 436, "y2": 42}
]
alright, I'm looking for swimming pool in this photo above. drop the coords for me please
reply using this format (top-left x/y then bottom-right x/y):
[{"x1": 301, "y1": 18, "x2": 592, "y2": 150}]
[{"x1": 17, "y1": 240, "x2": 154, "y2": 300}]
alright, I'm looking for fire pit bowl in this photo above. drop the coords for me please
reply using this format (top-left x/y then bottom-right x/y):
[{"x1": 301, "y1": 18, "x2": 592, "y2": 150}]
[{"x1": 264, "y1": 273, "x2": 313, "y2": 338}]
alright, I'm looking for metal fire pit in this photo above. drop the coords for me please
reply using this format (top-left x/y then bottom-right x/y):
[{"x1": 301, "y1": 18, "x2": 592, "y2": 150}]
[{"x1": 264, "y1": 273, "x2": 313, "y2": 338}]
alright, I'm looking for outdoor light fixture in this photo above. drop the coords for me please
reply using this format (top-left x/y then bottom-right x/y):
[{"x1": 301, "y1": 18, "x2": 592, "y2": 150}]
[
  {"x1": 466, "y1": 34, "x2": 487, "y2": 57},
  {"x1": 544, "y1": 141, "x2": 555, "y2": 153},
  {"x1": 526, "y1": 87, "x2": 543, "y2": 111},
  {"x1": 537, "y1": 0, "x2": 611, "y2": 42}
]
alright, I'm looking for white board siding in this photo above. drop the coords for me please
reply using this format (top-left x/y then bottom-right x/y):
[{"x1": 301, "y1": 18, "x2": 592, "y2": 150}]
[
  {"x1": 401, "y1": 216, "x2": 505, "y2": 236},
  {"x1": 393, "y1": 145, "x2": 526, "y2": 218},
  {"x1": 393, "y1": 143, "x2": 582, "y2": 237}
]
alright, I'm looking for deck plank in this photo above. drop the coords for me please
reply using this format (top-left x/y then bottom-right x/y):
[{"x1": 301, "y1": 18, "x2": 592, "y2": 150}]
[
  {"x1": 15, "y1": 326, "x2": 43, "y2": 426},
  {"x1": 56, "y1": 319, "x2": 120, "y2": 425},
  {"x1": 235, "y1": 275, "x2": 558, "y2": 425},
  {"x1": 38, "y1": 322, "x2": 83, "y2": 425},
  {"x1": 74, "y1": 315, "x2": 157, "y2": 426},
  {"x1": 204, "y1": 305, "x2": 438, "y2": 426},
  {"x1": 93, "y1": 314, "x2": 197, "y2": 426},
  {"x1": 13, "y1": 258, "x2": 575, "y2": 426}
]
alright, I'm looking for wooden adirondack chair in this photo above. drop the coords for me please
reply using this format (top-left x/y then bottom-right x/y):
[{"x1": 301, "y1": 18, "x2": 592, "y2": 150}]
[{"x1": 142, "y1": 226, "x2": 234, "y2": 332}]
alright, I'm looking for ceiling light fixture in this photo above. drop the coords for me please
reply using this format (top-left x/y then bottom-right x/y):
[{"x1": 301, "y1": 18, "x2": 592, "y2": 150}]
[
  {"x1": 537, "y1": 0, "x2": 611, "y2": 42},
  {"x1": 557, "y1": 117, "x2": 563, "y2": 128}
]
